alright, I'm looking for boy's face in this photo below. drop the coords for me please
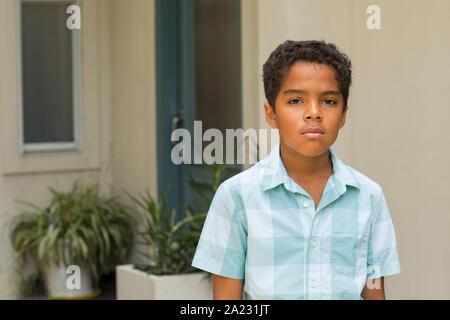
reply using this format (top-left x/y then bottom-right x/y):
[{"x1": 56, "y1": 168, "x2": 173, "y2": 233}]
[{"x1": 264, "y1": 61, "x2": 348, "y2": 158}]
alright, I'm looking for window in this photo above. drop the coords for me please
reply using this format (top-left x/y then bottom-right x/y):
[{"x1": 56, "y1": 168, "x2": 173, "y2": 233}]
[
  {"x1": 1, "y1": 0, "x2": 101, "y2": 175},
  {"x1": 20, "y1": 0, "x2": 82, "y2": 153}
]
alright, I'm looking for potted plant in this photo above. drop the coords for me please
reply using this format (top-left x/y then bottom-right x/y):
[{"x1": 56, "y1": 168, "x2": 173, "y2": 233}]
[
  {"x1": 9, "y1": 179, "x2": 136, "y2": 299},
  {"x1": 116, "y1": 163, "x2": 240, "y2": 300}
]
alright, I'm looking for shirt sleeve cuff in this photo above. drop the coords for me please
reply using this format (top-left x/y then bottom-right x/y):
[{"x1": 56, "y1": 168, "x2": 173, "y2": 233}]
[
  {"x1": 191, "y1": 259, "x2": 244, "y2": 280},
  {"x1": 367, "y1": 261, "x2": 401, "y2": 279},
  {"x1": 191, "y1": 244, "x2": 245, "y2": 280}
]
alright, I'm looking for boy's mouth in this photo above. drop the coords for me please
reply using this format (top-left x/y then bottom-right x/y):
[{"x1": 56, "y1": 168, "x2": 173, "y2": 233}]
[
  {"x1": 302, "y1": 133, "x2": 323, "y2": 138},
  {"x1": 302, "y1": 127, "x2": 325, "y2": 138}
]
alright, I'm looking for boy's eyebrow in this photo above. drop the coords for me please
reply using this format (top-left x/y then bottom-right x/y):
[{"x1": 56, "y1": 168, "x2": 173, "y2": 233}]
[{"x1": 282, "y1": 89, "x2": 341, "y2": 96}]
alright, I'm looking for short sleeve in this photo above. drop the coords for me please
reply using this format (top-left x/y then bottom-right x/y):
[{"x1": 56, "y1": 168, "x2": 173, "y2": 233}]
[
  {"x1": 366, "y1": 189, "x2": 401, "y2": 279},
  {"x1": 191, "y1": 182, "x2": 247, "y2": 279}
]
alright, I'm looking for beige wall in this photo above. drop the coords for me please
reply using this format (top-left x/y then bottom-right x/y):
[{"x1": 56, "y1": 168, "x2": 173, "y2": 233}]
[
  {"x1": 349, "y1": 0, "x2": 450, "y2": 299},
  {"x1": 109, "y1": 0, "x2": 158, "y2": 202},
  {"x1": 0, "y1": 0, "x2": 113, "y2": 299},
  {"x1": 242, "y1": 0, "x2": 450, "y2": 299},
  {"x1": 109, "y1": 0, "x2": 158, "y2": 265}
]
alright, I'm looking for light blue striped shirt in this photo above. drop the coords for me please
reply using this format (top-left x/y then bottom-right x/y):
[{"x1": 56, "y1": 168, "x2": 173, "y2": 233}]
[{"x1": 192, "y1": 143, "x2": 401, "y2": 299}]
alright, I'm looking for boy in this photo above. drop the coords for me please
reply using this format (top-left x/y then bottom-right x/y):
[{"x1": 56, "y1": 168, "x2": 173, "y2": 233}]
[{"x1": 191, "y1": 40, "x2": 401, "y2": 300}]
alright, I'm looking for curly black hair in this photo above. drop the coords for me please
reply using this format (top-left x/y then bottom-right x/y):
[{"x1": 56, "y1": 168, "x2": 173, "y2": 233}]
[{"x1": 262, "y1": 40, "x2": 352, "y2": 113}]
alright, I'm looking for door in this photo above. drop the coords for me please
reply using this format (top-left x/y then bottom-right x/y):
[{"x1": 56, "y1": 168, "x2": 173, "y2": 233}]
[{"x1": 156, "y1": 0, "x2": 242, "y2": 221}]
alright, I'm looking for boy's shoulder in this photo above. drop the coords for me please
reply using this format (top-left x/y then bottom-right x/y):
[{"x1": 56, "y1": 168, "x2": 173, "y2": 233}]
[{"x1": 341, "y1": 162, "x2": 384, "y2": 196}]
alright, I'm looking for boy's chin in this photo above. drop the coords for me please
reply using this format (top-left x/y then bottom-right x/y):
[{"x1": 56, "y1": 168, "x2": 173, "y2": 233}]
[{"x1": 282, "y1": 140, "x2": 330, "y2": 158}]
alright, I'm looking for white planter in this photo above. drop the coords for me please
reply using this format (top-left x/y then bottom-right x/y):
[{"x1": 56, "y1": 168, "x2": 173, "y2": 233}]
[
  {"x1": 43, "y1": 262, "x2": 100, "y2": 299},
  {"x1": 42, "y1": 240, "x2": 99, "y2": 299},
  {"x1": 116, "y1": 264, "x2": 213, "y2": 300}
]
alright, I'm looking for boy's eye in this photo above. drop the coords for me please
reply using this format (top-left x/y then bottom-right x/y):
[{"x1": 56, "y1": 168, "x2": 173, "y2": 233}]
[
  {"x1": 323, "y1": 99, "x2": 337, "y2": 105},
  {"x1": 288, "y1": 98, "x2": 302, "y2": 104}
]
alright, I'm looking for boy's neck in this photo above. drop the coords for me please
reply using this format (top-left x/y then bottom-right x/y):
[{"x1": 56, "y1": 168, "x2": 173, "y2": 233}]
[{"x1": 279, "y1": 141, "x2": 333, "y2": 183}]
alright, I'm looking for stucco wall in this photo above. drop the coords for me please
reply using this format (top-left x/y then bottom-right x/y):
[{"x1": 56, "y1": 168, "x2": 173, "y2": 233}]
[{"x1": 109, "y1": 0, "x2": 158, "y2": 265}]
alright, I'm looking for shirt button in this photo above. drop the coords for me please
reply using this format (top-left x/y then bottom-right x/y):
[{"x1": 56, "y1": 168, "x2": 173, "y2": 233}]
[
  {"x1": 303, "y1": 201, "x2": 309, "y2": 208},
  {"x1": 311, "y1": 241, "x2": 316, "y2": 247},
  {"x1": 311, "y1": 281, "x2": 316, "y2": 288}
]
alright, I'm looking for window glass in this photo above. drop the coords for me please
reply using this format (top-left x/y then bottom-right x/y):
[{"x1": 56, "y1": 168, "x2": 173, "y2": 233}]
[{"x1": 21, "y1": 1, "x2": 75, "y2": 144}]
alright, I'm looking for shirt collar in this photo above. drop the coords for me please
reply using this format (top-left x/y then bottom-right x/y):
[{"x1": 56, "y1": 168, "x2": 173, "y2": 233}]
[{"x1": 261, "y1": 142, "x2": 360, "y2": 193}]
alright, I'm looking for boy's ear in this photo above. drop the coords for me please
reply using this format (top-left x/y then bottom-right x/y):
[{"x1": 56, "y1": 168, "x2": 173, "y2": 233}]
[
  {"x1": 338, "y1": 105, "x2": 349, "y2": 129},
  {"x1": 264, "y1": 102, "x2": 278, "y2": 129}
]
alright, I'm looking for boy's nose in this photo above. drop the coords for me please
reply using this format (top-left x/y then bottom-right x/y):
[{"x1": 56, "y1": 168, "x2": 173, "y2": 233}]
[{"x1": 304, "y1": 101, "x2": 322, "y2": 119}]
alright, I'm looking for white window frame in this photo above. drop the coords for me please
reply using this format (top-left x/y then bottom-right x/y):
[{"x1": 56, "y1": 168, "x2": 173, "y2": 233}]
[
  {"x1": 19, "y1": 0, "x2": 83, "y2": 153},
  {"x1": 1, "y1": 0, "x2": 102, "y2": 176}
]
